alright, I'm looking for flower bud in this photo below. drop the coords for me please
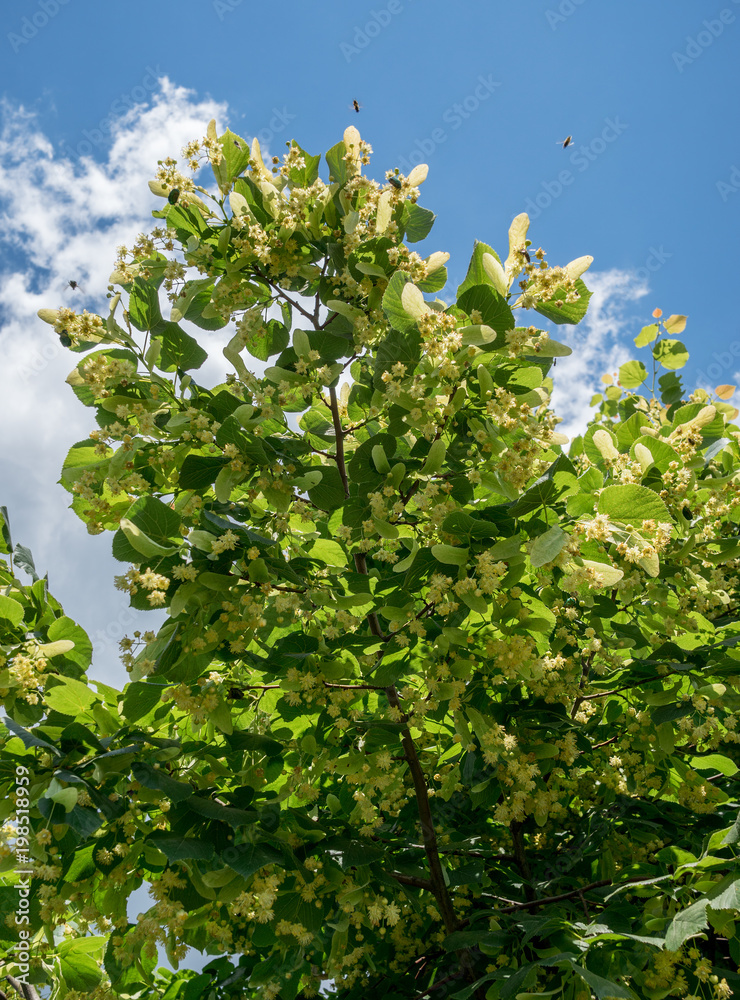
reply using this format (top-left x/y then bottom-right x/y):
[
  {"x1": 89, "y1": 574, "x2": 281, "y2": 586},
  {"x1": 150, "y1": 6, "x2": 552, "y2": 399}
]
[
  {"x1": 482, "y1": 253, "x2": 507, "y2": 297},
  {"x1": 407, "y1": 163, "x2": 429, "y2": 186},
  {"x1": 593, "y1": 429, "x2": 619, "y2": 461},
  {"x1": 634, "y1": 443, "x2": 654, "y2": 472}
]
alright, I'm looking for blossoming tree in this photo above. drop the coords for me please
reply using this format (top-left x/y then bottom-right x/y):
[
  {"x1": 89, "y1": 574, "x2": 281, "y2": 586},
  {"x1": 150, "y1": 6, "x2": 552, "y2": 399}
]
[{"x1": 1, "y1": 122, "x2": 740, "y2": 1000}]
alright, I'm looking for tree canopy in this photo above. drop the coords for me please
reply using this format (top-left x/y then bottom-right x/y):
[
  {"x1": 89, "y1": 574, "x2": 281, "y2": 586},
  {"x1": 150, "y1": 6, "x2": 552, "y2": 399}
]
[{"x1": 1, "y1": 122, "x2": 740, "y2": 1000}]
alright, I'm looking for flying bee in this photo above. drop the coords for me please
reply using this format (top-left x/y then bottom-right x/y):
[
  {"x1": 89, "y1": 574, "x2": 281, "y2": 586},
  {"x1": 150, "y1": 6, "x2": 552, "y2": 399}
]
[
  {"x1": 66, "y1": 279, "x2": 82, "y2": 292},
  {"x1": 557, "y1": 135, "x2": 573, "y2": 149},
  {"x1": 349, "y1": 99, "x2": 362, "y2": 113},
  {"x1": 388, "y1": 175, "x2": 402, "y2": 189},
  {"x1": 168, "y1": 188, "x2": 180, "y2": 204}
]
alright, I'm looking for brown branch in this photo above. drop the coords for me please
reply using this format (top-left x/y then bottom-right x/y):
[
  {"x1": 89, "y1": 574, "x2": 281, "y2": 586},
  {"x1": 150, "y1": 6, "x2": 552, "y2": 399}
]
[
  {"x1": 323, "y1": 681, "x2": 388, "y2": 691},
  {"x1": 510, "y1": 820, "x2": 535, "y2": 903},
  {"x1": 329, "y1": 386, "x2": 349, "y2": 498},
  {"x1": 497, "y1": 873, "x2": 655, "y2": 914},
  {"x1": 580, "y1": 663, "x2": 700, "y2": 703},
  {"x1": 385, "y1": 683, "x2": 458, "y2": 935},
  {"x1": 353, "y1": 551, "x2": 387, "y2": 640},
  {"x1": 593, "y1": 735, "x2": 620, "y2": 749},
  {"x1": 252, "y1": 268, "x2": 316, "y2": 324},
  {"x1": 570, "y1": 652, "x2": 593, "y2": 720},
  {"x1": 391, "y1": 872, "x2": 433, "y2": 890}
]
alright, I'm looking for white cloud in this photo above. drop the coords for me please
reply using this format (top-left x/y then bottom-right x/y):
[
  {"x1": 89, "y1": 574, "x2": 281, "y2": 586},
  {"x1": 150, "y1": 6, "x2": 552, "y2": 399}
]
[
  {"x1": 549, "y1": 268, "x2": 650, "y2": 441},
  {"x1": 0, "y1": 79, "x2": 229, "y2": 687}
]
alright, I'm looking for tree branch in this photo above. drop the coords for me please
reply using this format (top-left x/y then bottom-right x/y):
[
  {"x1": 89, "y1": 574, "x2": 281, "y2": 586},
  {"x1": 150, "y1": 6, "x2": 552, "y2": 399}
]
[
  {"x1": 497, "y1": 873, "x2": 657, "y2": 914},
  {"x1": 385, "y1": 684, "x2": 458, "y2": 935},
  {"x1": 329, "y1": 386, "x2": 349, "y2": 498},
  {"x1": 390, "y1": 872, "x2": 433, "y2": 890}
]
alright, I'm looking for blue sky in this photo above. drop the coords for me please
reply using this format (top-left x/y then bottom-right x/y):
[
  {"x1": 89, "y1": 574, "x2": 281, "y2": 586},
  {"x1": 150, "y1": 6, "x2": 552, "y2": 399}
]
[{"x1": 1, "y1": 0, "x2": 739, "y2": 688}]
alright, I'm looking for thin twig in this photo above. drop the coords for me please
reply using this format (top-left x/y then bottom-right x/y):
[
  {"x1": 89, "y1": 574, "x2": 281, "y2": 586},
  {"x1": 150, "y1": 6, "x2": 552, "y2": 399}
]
[
  {"x1": 391, "y1": 872, "x2": 433, "y2": 889},
  {"x1": 497, "y1": 873, "x2": 652, "y2": 914}
]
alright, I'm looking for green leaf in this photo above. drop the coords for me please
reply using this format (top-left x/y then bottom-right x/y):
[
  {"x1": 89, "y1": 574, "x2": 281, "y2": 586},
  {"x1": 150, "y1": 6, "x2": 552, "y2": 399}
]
[
  {"x1": 219, "y1": 129, "x2": 251, "y2": 182},
  {"x1": 619, "y1": 360, "x2": 648, "y2": 389},
  {"x1": 125, "y1": 495, "x2": 181, "y2": 544},
  {"x1": 530, "y1": 526, "x2": 568, "y2": 567},
  {"x1": 4, "y1": 717, "x2": 61, "y2": 756},
  {"x1": 128, "y1": 277, "x2": 163, "y2": 332},
  {"x1": 245, "y1": 318, "x2": 290, "y2": 361},
  {"x1": 132, "y1": 762, "x2": 194, "y2": 802},
  {"x1": 154, "y1": 322, "x2": 207, "y2": 371},
  {"x1": 432, "y1": 544, "x2": 469, "y2": 566},
  {"x1": 222, "y1": 842, "x2": 284, "y2": 879},
  {"x1": 179, "y1": 454, "x2": 230, "y2": 490},
  {"x1": 225, "y1": 731, "x2": 283, "y2": 757},
  {"x1": 58, "y1": 937, "x2": 105, "y2": 991},
  {"x1": 570, "y1": 963, "x2": 632, "y2": 1000},
  {"x1": 597, "y1": 484, "x2": 672, "y2": 524},
  {"x1": 691, "y1": 754, "x2": 738, "y2": 776},
  {"x1": 382, "y1": 271, "x2": 418, "y2": 333},
  {"x1": 308, "y1": 539, "x2": 347, "y2": 567},
  {"x1": 325, "y1": 141, "x2": 348, "y2": 184},
  {"x1": 457, "y1": 284, "x2": 514, "y2": 338},
  {"x1": 187, "y1": 796, "x2": 257, "y2": 827},
  {"x1": 665, "y1": 878, "x2": 740, "y2": 949},
  {"x1": 659, "y1": 370, "x2": 684, "y2": 405},
  {"x1": 534, "y1": 278, "x2": 592, "y2": 326},
  {"x1": 0, "y1": 505, "x2": 12, "y2": 553},
  {"x1": 635, "y1": 323, "x2": 659, "y2": 347},
  {"x1": 457, "y1": 241, "x2": 503, "y2": 298},
  {"x1": 0, "y1": 595, "x2": 24, "y2": 627},
  {"x1": 147, "y1": 833, "x2": 215, "y2": 862},
  {"x1": 307, "y1": 466, "x2": 346, "y2": 512},
  {"x1": 13, "y1": 543, "x2": 39, "y2": 581},
  {"x1": 44, "y1": 677, "x2": 96, "y2": 715},
  {"x1": 47, "y1": 616, "x2": 93, "y2": 669},
  {"x1": 401, "y1": 202, "x2": 435, "y2": 243},
  {"x1": 653, "y1": 338, "x2": 689, "y2": 371}
]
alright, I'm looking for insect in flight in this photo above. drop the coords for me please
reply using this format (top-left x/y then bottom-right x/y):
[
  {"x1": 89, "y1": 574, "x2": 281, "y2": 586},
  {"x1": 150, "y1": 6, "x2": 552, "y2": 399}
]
[
  {"x1": 557, "y1": 135, "x2": 573, "y2": 149},
  {"x1": 351, "y1": 99, "x2": 361, "y2": 113},
  {"x1": 66, "y1": 280, "x2": 83, "y2": 292}
]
